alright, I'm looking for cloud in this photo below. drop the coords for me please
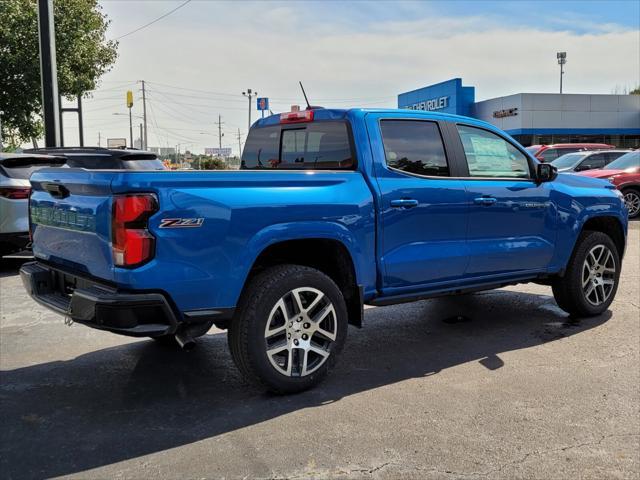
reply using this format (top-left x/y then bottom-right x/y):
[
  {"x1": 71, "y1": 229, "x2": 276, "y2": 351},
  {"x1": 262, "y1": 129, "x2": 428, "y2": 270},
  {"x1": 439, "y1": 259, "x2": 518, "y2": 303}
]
[{"x1": 63, "y1": 2, "x2": 639, "y2": 153}]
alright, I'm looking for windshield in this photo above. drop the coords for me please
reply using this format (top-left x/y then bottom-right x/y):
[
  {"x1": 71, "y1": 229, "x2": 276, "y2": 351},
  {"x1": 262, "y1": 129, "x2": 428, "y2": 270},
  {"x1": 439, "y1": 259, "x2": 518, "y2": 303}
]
[
  {"x1": 551, "y1": 152, "x2": 589, "y2": 169},
  {"x1": 525, "y1": 146, "x2": 540, "y2": 154},
  {"x1": 606, "y1": 151, "x2": 640, "y2": 171}
]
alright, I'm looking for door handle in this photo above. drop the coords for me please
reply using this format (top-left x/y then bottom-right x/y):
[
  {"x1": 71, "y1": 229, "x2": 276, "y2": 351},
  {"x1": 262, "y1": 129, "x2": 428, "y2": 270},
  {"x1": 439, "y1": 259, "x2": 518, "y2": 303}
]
[
  {"x1": 474, "y1": 196, "x2": 497, "y2": 206},
  {"x1": 390, "y1": 198, "x2": 419, "y2": 209}
]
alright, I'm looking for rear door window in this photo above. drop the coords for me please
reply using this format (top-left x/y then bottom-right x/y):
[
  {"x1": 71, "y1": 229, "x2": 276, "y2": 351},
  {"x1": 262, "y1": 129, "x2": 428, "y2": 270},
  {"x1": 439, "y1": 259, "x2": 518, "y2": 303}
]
[
  {"x1": 241, "y1": 122, "x2": 353, "y2": 170},
  {"x1": 579, "y1": 153, "x2": 606, "y2": 170},
  {"x1": 604, "y1": 151, "x2": 626, "y2": 163},
  {"x1": 379, "y1": 120, "x2": 449, "y2": 177}
]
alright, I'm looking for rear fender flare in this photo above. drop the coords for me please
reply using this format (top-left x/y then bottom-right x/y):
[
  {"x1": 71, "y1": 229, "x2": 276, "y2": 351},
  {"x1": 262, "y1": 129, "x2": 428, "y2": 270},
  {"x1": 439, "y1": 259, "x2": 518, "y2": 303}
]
[{"x1": 236, "y1": 221, "x2": 365, "y2": 300}]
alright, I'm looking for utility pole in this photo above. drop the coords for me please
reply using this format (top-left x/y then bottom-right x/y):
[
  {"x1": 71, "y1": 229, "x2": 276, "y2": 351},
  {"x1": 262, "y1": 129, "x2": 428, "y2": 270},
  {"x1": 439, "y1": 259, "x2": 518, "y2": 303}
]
[
  {"x1": 128, "y1": 109, "x2": 133, "y2": 148},
  {"x1": 140, "y1": 80, "x2": 148, "y2": 150},
  {"x1": 557, "y1": 52, "x2": 567, "y2": 94},
  {"x1": 215, "y1": 114, "x2": 224, "y2": 150},
  {"x1": 37, "y1": 0, "x2": 61, "y2": 147},
  {"x1": 139, "y1": 123, "x2": 143, "y2": 149},
  {"x1": 236, "y1": 128, "x2": 242, "y2": 157},
  {"x1": 98, "y1": 131, "x2": 101, "y2": 147},
  {"x1": 126, "y1": 90, "x2": 134, "y2": 148},
  {"x1": 242, "y1": 88, "x2": 256, "y2": 131}
]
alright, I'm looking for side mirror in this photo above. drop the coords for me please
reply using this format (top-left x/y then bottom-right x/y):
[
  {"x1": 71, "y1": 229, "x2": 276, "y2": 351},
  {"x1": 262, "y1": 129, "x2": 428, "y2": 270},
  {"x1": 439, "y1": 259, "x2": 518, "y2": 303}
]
[
  {"x1": 575, "y1": 164, "x2": 592, "y2": 172},
  {"x1": 537, "y1": 163, "x2": 557, "y2": 183}
]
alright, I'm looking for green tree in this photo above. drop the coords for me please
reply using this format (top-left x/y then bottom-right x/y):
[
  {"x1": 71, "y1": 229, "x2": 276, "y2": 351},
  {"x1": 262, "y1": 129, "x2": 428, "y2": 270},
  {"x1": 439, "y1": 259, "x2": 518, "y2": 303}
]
[
  {"x1": 631, "y1": 87, "x2": 640, "y2": 95},
  {"x1": 0, "y1": 0, "x2": 118, "y2": 147},
  {"x1": 201, "y1": 157, "x2": 228, "y2": 170}
]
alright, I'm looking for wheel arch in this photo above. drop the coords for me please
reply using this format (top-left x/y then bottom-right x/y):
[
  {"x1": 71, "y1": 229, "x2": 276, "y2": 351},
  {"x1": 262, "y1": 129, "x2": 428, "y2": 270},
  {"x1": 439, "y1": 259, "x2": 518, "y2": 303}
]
[
  {"x1": 236, "y1": 224, "x2": 366, "y2": 327},
  {"x1": 579, "y1": 215, "x2": 626, "y2": 260}
]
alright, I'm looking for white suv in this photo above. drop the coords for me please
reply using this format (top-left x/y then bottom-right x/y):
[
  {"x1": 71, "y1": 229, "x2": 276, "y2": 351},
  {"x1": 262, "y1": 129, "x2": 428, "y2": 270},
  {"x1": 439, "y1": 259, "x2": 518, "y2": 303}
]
[{"x1": 0, "y1": 153, "x2": 66, "y2": 257}]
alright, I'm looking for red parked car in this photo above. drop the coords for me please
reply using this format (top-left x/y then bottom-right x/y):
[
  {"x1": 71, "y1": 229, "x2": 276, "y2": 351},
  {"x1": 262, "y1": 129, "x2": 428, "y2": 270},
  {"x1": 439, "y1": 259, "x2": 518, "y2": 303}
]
[
  {"x1": 525, "y1": 143, "x2": 615, "y2": 163},
  {"x1": 577, "y1": 151, "x2": 640, "y2": 218}
]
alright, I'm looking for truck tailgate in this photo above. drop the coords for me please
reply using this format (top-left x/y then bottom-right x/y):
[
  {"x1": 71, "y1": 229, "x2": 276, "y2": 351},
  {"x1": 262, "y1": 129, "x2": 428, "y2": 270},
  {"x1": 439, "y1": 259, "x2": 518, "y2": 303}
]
[{"x1": 29, "y1": 169, "x2": 115, "y2": 280}]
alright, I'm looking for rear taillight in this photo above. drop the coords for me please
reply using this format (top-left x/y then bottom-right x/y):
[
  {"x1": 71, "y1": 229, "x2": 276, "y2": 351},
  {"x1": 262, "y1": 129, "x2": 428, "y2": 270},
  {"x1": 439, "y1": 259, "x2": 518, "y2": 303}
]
[
  {"x1": 112, "y1": 194, "x2": 158, "y2": 268},
  {"x1": 0, "y1": 187, "x2": 31, "y2": 200},
  {"x1": 280, "y1": 110, "x2": 314, "y2": 124}
]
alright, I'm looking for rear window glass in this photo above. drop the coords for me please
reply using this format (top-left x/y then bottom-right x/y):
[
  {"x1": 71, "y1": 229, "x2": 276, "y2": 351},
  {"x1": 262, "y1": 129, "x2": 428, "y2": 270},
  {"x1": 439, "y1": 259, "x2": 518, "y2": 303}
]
[
  {"x1": 241, "y1": 121, "x2": 354, "y2": 170},
  {"x1": 122, "y1": 158, "x2": 165, "y2": 170},
  {"x1": 539, "y1": 149, "x2": 559, "y2": 162},
  {"x1": 64, "y1": 154, "x2": 119, "y2": 169},
  {"x1": 0, "y1": 157, "x2": 66, "y2": 179}
]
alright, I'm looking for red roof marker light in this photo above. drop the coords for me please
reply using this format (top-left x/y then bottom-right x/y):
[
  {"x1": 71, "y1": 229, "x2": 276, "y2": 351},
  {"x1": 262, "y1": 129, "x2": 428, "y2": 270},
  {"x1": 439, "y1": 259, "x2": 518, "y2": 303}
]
[{"x1": 280, "y1": 110, "x2": 314, "y2": 124}]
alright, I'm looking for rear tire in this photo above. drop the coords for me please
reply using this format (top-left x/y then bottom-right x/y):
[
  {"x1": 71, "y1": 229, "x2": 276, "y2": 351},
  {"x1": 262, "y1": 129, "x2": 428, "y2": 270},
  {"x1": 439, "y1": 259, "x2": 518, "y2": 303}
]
[
  {"x1": 552, "y1": 231, "x2": 621, "y2": 317},
  {"x1": 228, "y1": 264, "x2": 348, "y2": 394}
]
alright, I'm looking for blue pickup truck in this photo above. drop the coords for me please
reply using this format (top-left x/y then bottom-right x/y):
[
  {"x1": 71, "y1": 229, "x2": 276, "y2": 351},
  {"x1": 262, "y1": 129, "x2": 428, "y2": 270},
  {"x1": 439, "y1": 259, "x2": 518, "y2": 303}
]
[{"x1": 21, "y1": 108, "x2": 628, "y2": 393}]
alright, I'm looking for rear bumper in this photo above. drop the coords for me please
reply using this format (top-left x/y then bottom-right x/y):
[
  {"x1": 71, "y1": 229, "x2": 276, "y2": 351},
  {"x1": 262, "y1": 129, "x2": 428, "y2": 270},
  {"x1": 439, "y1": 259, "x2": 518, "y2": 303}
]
[{"x1": 20, "y1": 262, "x2": 178, "y2": 337}]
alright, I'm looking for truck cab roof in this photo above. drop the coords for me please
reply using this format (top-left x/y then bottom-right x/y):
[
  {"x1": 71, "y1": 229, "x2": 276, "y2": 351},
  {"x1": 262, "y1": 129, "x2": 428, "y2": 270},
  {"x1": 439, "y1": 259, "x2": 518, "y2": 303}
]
[{"x1": 254, "y1": 107, "x2": 502, "y2": 131}]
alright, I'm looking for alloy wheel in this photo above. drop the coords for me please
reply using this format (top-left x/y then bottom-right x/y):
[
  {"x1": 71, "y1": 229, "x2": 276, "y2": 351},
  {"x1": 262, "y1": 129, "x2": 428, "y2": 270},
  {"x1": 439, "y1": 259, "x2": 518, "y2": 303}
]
[
  {"x1": 264, "y1": 287, "x2": 337, "y2": 377},
  {"x1": 623, "y1": 191, "x2": 640, "y2": 218},
  {"x1": 581, "y1": 244, "x2": 616, "y2": 306}
]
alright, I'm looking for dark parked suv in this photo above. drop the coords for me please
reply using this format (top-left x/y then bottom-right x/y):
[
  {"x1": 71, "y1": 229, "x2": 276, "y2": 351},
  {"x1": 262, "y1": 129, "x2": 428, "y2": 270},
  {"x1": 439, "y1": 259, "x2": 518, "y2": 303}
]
[{"x1": 23, "y1": 147, "x2": 166, "y2": 170}]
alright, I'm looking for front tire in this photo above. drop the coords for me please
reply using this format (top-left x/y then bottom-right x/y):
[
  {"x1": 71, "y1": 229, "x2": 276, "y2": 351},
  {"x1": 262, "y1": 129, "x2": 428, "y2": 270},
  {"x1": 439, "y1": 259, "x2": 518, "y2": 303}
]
[
  {"x1": 622, "y1": 188, "x2": 640, "y2": 218},
  {"x1": 228, "y1": 264, "x2": 348, "y2": 394},
  {"x1": 552, "y1": 231, "x2": 621, "y2": 317}
]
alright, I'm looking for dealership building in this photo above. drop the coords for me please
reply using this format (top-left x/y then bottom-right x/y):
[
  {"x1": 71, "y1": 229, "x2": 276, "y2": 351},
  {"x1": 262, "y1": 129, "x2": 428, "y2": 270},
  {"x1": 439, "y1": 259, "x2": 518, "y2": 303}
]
[{"x1": 398, "y1": 78, "x2": 640, "y2": 148}]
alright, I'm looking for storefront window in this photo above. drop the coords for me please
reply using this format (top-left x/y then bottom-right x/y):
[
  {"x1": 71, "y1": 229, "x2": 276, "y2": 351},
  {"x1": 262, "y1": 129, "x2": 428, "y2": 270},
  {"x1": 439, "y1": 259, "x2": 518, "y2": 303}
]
[{"x1": 516, "y1": 134, "x2": 639, "y2": 150}]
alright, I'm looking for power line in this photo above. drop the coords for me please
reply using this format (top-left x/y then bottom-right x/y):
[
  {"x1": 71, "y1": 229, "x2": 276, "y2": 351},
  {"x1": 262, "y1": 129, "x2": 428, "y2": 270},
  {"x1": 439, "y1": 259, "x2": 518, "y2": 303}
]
[
  {"x1": 145, "y1": 80, "x2": 395, "y2": 104},
  {"x1": 113, "y1": 0, "x2": 193, "y2": 41},
  {"x1": 146, "y1": 88, "x2": 246, "y2": 104},
  {"x1": 147, "y1": 90, "x2": 248, "y2": 112}
]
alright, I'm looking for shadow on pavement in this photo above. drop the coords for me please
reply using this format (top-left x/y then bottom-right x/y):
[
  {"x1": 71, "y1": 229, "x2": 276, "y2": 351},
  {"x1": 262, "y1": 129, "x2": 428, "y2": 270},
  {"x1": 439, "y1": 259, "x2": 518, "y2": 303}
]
[
  {"x1": 0, "y1": 289, "x2": 611, "y2": 478},
  {"x1": 0, "y1": 258, "x2": 30, "y2": 279}
]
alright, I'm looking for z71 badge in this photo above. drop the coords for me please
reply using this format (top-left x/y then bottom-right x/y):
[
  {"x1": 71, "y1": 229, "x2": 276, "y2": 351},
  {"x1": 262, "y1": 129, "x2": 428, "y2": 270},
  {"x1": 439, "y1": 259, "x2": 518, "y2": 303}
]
[{"x1": 159, "y1": 218, "x2": 205, "y2": 228}]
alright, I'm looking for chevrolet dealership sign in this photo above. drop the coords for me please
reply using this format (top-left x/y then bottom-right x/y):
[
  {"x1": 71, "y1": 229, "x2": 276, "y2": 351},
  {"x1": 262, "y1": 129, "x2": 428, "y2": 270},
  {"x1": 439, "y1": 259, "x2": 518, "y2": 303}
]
[{"x1": 406, "y1": 96, "x2": 450, "y2": 111}]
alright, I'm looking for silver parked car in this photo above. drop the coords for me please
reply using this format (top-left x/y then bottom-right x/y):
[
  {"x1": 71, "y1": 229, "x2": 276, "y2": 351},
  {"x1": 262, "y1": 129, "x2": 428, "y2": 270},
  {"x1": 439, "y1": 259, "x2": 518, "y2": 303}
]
[
  {"x1": 0, "y1": 153, "x2": 66, "y2": 257},
  {"x1": 550, "y1": 149, "x2": 629, "y2": 173}
]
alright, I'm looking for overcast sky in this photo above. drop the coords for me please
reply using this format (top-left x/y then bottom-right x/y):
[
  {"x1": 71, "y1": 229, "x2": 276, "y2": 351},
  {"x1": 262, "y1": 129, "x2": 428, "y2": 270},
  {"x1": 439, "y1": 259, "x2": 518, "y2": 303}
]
[{"x1": 62, "y1": 0, "x2": 640, "y2": 155}]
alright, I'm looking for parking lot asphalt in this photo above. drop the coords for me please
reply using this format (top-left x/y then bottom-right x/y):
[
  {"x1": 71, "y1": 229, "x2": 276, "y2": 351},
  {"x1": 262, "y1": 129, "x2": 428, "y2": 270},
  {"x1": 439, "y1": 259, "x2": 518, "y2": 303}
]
[{"x1": 1, "y1": 222, "x2": 638, "y2": 480}]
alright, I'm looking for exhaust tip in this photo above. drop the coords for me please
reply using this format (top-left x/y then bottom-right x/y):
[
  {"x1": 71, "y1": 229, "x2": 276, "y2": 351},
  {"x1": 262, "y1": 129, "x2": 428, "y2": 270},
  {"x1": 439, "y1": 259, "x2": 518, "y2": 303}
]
[{"x1": 175, "y1": 332, "x2": 196, "y2": 351}]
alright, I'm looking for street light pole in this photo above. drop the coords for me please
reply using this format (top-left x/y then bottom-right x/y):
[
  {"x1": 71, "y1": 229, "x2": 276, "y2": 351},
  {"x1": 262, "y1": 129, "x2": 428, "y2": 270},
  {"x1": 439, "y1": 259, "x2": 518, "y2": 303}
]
[
  {"x1": 37, "y1": 0, "x2": 61, "y2": 147},
  {"x1": 242, "y1": 88, "x2": 257, "y2": 131},
  {"x1": 557, "y1": 52, "x2": 567, "y2": 94}
]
